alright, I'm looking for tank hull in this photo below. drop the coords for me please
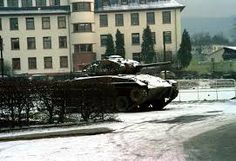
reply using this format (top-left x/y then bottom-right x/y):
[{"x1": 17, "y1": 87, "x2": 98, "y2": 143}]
[{"x1": 74, "y1": 74, "x2": 178, "y2": 112}]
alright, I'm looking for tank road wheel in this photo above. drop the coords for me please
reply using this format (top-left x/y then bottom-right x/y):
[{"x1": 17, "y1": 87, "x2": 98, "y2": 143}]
[
  {"x1": 130, "y1": 88, "x2": 148, "y2": 103},
  {"x1": 115, "y1": 96, "x2": 130, "y2": 112},
  {"x1": 151, "y1": 99, "x2": 165, "y2": 110},
  {"x1": 139, "y1": 101, "x2": 152, "y2": 112}
]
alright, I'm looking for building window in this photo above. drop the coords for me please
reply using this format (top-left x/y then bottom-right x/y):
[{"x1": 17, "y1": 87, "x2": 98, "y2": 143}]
[
  {"x1": 36, "y1": 0, "x2": 46, "y2": 6},
  {"x1": 50, "y1": 0, "x2": 60, "y2": 6},
  {"x1": 80, "y1": 44, "x2": 92, "y2": 52},
  {"x1": 131, "y1": 13, "x2": 139, "y2": 26},
  {"x1": 0, "y1": 18, "x2": 2, "y2": 30},
  {"x1": 28, "y1": 57, "x2": 37, "y2": 69},
  {"x1": 7, "y1": 0, "x2": 18, "y2": 7},
  {"x1": 163, "y1": 31, "x2": 172, "y2": 44},
  {"x1": 73, "y1": 24, "x2": 78, "y2": 32},
  {"x1": 139, "y1": 0, "x2": 146, "y2": 4},
  {"x1": 132, "y1": 53, "x2": 141, "y2": 62},
  {"x1": 115, "y1": 14, "x2": 124, "y2": 26},
  {"x1": 0, "y1": 0, "x2": 4, "y2": 7},
  {"x1": 102, "y1": 0, "x2": 110, "y2": 6},
  {"x1": 10, "y1": 18, "x2": 18, "y2": 30},
  {"x1": 27, "y1": 37, "x2": 36, "y2": 49},
  {"x1": 43, "y1": 37, "x2": 52, "y2": 49},
  {"x1": 12, "y1": 58, "x2": 21, "y2": 70},
  {"x1": 162, "y1": 11, "x2": 171, "y2": 24},
  {"x1": 147, "y1": 12, "x2": 155, "y2": 25},
  {"x1": 60, "y1": 56, "x2": 68, "y2": 68},
  {"x1": 58, "y1": 16, "x2": 66, "y2": 29},
  {"x1": 73, "y1": 23, "x2": 92, "y2": 32},
  {"x1": 44, "y1": 57, "x2": 52, "y2": 69},
  {"x1": 59, "y1": 36, "x2": 67, "y2": 48},
  {"x1": 74, "y1": 44, "x2": 92, "y2": 53},
  {"x1": 42, "y1": 17, "x2": 50, "y2": 29},
  {"x1": 121, "y1": 0, "x2": 128, "y2": 5},
  {"x1": 100, "y1": 15, "x2": 108, "y2": 27},
  {"x1": 151, "y1": 32, "x2": 156, "y2": 44},
  {"x1": 26, "y1": 17, "x2": 35, "y2": 30},
  {"x1": 11, "y1": 38, "x2": 20, "y2": 50},
  {"x1": 100, "y1": 35, "x2": 108, "y2": 46},
  {"x1": 72, "y1": 2, "x2": 91, "y2": 12},
  {"x1": 132, "y1": 33, "x2": 140, "y2": 45},
  {"x1": 22, "y1": 0, "x2": 32, "y2": 7}
]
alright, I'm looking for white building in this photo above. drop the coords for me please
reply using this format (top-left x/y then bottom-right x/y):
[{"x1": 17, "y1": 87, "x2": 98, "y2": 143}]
[
  {"x1": 208, "y1": 46, "x2": 236, "y2": 62},
  {"x1": 0, "y1": 0, "x2": 184, "y2": 75}
]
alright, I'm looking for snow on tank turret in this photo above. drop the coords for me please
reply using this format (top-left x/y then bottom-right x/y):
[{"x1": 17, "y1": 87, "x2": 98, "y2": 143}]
[
  {"x1": 79, "y1": 55, "x2": 178, "y2": 111},
  {"x1": 83, "y1": 55, "x2": 171, "y2": 76}
]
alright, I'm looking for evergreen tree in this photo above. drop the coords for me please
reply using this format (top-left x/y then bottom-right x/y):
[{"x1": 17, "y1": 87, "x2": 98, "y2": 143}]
[
  {"x1": 141, "y1": 26, "x2": 156, "y2": 63},
  {"x1": 0, "y1": 62, "x2": 13, "y2": 76},
  {"x1": 115, "y1": 29, "x2": 125, "y2": 58},
  {"x1": 191, "y1": 32, "x2": 211, "y2": 57},
  {"x1": 191, "y1": 32, "x2": 212, "y2": 46},
  {"x1": 232, "y1": 19, "x2": 236, "y2": 44},
  {"x1": 105, "y1": 34, "x2": 115, "y2": 57},
  {"x1": 212, "y1": 33, "x2": 230, "y2": 45},
  {"x1": 177, "y1": 29, "x2": 192, "y2": 69}
]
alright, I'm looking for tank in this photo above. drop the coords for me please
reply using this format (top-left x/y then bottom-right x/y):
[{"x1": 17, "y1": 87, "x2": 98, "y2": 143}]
[{"x1": 77, "y1": 55, "x2": 178, "y2": 111}]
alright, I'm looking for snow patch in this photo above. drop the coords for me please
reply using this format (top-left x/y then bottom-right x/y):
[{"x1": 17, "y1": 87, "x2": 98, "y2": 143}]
[{"x1": 97, "y1": 0, "x2": 184, "y2": 11}]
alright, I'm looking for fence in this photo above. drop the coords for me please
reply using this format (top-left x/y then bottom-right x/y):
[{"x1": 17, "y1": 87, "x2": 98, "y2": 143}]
[{"x1": 174, "y1": 79, "x2": 236, "y2": 102}]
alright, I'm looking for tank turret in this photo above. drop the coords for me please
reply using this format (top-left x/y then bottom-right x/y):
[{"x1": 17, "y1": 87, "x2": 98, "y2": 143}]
[{"x1": 82, "y1": 55, "x2": 171, "y2": 76}]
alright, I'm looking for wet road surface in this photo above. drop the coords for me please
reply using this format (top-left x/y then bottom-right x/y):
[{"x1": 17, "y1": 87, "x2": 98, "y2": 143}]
[{"x1": 184, "y1": 122, "x2": 236, "y2": 161}]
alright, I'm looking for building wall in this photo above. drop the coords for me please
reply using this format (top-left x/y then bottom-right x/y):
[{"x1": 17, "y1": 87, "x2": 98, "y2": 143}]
[
  {"x1": 192, "y1": 45, "x2": 224, "y2": 56},
  {"x1": 0, "y1": 14, "x2": 71, "y2": 75},
  {"x1": 69, "y1": 0, "x2": 96, "y2": 71},
  {"x1": 0, "y1": 0, "x2": 184, "y2": 74},
  {"x1": 208, "y1": 49, "x2": 224, "y2": 62},
  {"x1": 94, "y1": 8, "x2": 182, "y2": 61}
]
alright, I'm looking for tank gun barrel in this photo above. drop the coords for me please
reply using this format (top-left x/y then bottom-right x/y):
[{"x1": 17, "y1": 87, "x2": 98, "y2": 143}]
[{"x1": 135, "y1": 61, "x2": 172, "y2": 72}]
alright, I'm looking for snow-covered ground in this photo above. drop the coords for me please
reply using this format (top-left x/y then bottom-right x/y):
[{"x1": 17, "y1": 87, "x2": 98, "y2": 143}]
[
  {"x1": 0, "y1": 100, "x2": 236, "y2": 161},
  {"x1": 175, "y1": 87, "x2": 236, "y2": 101}
]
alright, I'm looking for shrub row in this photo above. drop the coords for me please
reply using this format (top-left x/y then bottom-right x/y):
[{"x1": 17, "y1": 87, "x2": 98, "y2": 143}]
[{"x1": 0, "y1": 79, "x2": 116, "y2": 129}]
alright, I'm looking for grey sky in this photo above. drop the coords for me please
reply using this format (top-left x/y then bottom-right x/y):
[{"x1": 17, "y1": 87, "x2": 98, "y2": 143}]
[{"x1": 177, "y1": 0, "x2": 236, "y2": 18}]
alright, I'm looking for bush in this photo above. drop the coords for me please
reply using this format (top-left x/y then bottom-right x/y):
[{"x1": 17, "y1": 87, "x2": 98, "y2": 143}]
[{"x1": 0, "y1": 78, "x2": 116, "y2": 129}]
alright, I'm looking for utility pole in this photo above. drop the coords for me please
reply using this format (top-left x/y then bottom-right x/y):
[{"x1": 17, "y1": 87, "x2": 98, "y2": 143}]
[
  {"x1": 0, "y1": 36, "x2": 4, "y2": 78},
  {"x1": 163, "y1": 32, "x2": 167, "y2": 79}
]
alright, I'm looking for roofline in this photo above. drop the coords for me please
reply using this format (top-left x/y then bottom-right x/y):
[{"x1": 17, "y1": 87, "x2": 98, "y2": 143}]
[
  {"x1": 0, "y1": 6, "x2": 70, "y2": 16},
  {"x1": 208, "y1": 48, "x2": 224, "y2": 57},
  {"x1": 95, "y1": 6, "x2": 185, "y2": 13},
  {"x1": 223, "y1": 46, "x2": 236, "y2": 51},
  {"x1": 0, "y1": 12, "x2": 70, "y2": 16},
  {"x1": 209, "y1": 46, "x2": 236, "y2": 57},
  {"x1": 0, "y1": 6, "x2": 70, "y2": 11}
]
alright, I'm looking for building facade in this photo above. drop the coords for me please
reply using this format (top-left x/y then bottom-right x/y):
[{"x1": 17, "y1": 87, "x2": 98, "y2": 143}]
[
  {"x1": 208, "y1": 46, "x2": 236, "y2": 63},
  {"x1": 0, "y1": 0, "x2": 184, "y2": 75}
]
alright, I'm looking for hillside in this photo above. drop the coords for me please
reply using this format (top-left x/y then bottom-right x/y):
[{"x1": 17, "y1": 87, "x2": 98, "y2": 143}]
[{"x1": 182, "y1": 17, "x2": 235, "y2": 40}]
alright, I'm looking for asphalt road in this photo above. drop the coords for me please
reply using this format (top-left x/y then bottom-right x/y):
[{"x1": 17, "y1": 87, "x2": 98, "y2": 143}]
[
  {"x1": 0, "y1": 101, "x2": 236, "y2": 161},
  {"x1": 184, "y1": 122, "x2": 236, "y2": 161}
]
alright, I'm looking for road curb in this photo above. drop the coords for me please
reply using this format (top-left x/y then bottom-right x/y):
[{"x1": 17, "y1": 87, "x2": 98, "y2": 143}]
[{"x1": 0, "y1": 127, "x2": 113, "y2": 142}]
